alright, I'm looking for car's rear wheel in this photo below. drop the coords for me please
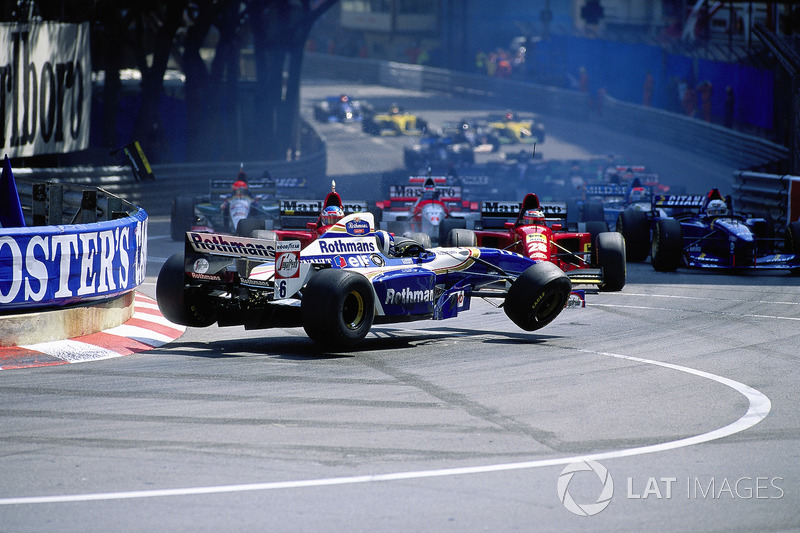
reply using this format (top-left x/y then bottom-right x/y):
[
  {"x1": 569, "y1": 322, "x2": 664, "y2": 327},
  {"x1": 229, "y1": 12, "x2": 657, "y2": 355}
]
[
  {"x1": 503, "y1": 262, "x2": 571, "y2": 332},
  {"x1": 170, "y1": 195, "x2": 195, "y2": 241},
  {"x1": 236, "y1": 217, "x2": 266, "y2": 237},
  {"x1": 404, "y1": 232, "x2": 432, "y2": 249},
  {"x1": 617, "y1": 209, "x2": 650, "y2": 262},
  {"x1": 651, "y1": 218, "x2": 683, "y2": 272},
  {"x1": 302, "y1": 269, "x2": 374, "y2": 348},
  {"x1": 156, "y1": 252, "x2": 216, "y2": 327},
  {"x1": 596, "y1": 232, "x2": 626, "y2": 291},
  {"x1": 438, "y1": 218, "x2": 467, "y2": 245},
  {"x1": 447, "y1": 228, "x2": 477, "y2": 247}
]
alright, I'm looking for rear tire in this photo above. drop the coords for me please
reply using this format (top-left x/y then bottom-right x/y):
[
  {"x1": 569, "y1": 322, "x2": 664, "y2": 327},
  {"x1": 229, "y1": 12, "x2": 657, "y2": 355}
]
[
  {"x1": 617, "y1": 209, "x2": 650, "y2": 262},
  {"x1": 596, "y1": 232, "x2": 626, "y2": 291},
  {"x1": 302, "y1": 269, "x2": 374, "y2": 348},
  {"x1": 170, "y1": 195, "x2": 195, "y2": 241},
  {"x1": 404, "y1": 232, "x2": 432, "y2": 249},
  {"x1": 447, "y1": 228, "x2": 477, "y2": 247},
  {"x1": 438, "y1": 218, "x2": 467, "y2": 245},
  {"x1": 236, "y1": 217, "x2": 266, "y2": 237},
  {"x1": 504, "y1": 262, "x2": 571, "y2": 332},
  {"x1": 156, "y1": 252, "x2": 216, "y2": 327},
  {"x1": 651, "y1": 218, "x2": 683, "y2": 272}
]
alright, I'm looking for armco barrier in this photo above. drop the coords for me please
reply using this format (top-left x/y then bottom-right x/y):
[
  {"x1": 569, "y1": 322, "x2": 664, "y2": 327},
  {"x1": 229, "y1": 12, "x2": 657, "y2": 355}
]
[
  {"x1": 0, "y1": 185, "x2": 147, "y2": 346},
  {"x1": 732, "y1": 171, "x2": 800, "y2": 227}
]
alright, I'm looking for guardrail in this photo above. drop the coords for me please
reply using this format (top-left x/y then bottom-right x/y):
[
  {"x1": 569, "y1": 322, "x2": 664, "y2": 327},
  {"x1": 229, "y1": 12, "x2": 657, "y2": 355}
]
[
  {"x1": 732, "y1": 171, "x2": 799, "y2": 228},
  {"x1": 12, "y1": 119, "x2": 328, "y2": 216}
]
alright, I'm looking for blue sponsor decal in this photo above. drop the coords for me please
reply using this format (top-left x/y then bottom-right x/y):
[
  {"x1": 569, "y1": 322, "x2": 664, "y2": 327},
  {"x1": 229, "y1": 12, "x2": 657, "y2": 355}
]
[
  {"x1": 345, "y1": 218, "x2": 370, "y2": 236},
  {"x1": 373, "y1": 269, "x2": 436, "y2": 316}
]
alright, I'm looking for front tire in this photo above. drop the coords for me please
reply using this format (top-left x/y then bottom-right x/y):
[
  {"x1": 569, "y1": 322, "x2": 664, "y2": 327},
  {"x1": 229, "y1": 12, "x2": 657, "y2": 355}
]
[
  {"x1": 596, "y1": 232, "x2": 626, "y2": 291},
  {"x1": 504, "y1": 262, "x2": 572, "y2": 332},
  {"x1": 302, "y1": 269, "x2": 375, "y2": 348},
  {"x1": 651, "y1": 218, "x2": 683, "y2": 272},
  {"x1": 156, "y1": 252, "x2": 216, "y2": 327}
]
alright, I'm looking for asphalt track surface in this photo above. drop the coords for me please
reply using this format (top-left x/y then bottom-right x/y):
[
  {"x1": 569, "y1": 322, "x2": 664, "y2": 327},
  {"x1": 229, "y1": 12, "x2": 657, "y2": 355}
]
[{"x1": 1, "y1": 81, "x2": 798, "y2": 532}]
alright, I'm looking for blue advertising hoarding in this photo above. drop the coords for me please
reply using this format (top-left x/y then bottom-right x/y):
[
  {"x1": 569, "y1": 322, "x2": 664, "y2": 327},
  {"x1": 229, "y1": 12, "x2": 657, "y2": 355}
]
[{"x1": 0, "y1": 209, "x2": 147, "y2": 310}]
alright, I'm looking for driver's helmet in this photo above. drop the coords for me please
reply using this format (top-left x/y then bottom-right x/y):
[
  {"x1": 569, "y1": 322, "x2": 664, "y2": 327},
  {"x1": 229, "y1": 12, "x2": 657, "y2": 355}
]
[
  {"x1": 628, "y1": 187, "x2": 646, "y2": 203},
  {"x1": 505, "y1": 111, "x2": 515, "y2": 121},
  {"x1": 523, "y1": 209, "x2": 545, "y2": 225},
  {"x1": 389, "y1": 104, "x2": 400, "y2": 115},
  {"x1": 706, "y1": 199, "x2": 728, "y2": 217},
  {"x1": 375, "y1": 230, "x2": 395, "y2": 257},
  {"x1": 339, "y1": 94, "x2": 349, "y2": 103},
  {"x1": 231, "y1": 179, "x2": 249, "y2": 197},
  {"x1": 320, "y1": 205, "x2": 344, "y2": 226}
]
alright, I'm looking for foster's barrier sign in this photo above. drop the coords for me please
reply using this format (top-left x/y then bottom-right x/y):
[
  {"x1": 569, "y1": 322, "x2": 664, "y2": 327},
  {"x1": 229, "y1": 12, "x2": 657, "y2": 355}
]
[{"x1": 0, "y1": 209, "x2": 147, "y2": 310}]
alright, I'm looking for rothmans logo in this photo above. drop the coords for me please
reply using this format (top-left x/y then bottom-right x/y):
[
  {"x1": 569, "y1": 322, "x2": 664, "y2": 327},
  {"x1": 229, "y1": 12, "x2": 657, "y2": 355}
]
[
  {"x1": 345, "y1": 218, "x2": 370, "y2": 235},
  {"x1": 385, "y1": 287, "x2": 434, "y2": 305}
]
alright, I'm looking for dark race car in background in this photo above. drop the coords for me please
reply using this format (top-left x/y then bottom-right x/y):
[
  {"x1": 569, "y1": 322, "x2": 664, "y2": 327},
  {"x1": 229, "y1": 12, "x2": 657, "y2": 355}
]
[
  {"x1": 617, "y1": 188, "x2": 800, "y2": 272},
  {"x1": 313, "y1": 94, "x2": 369, "y2": 123},
  {"x1": 156, "y1": 212, "x2": 576, "y2": 348},
  {"x1": 170, "y1": 174, "x2": 281, "y2": 241},
  {"x1": 444, "y1": 193, "x2": 626, "y2": 291},
  {"x1": 403, "y1": 132, "x2": 475, "y2": 171}
]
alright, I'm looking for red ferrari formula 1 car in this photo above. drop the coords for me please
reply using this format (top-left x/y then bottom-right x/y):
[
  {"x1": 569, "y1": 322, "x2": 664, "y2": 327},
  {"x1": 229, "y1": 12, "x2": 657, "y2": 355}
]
[
  {"x1": 376, "y1": 175, "x2": 480, "y2": 246},
  {"x1": 443, "y1": 193, "x2": 626, "y2": 291}
]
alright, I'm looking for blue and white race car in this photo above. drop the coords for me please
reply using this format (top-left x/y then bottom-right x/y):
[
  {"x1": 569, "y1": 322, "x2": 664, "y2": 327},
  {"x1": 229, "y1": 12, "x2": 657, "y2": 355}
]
[
  {"x1": 157, "y1": 212, "x2": 576, "y2": 348},
  {"x1": 617, "y1": 188, "x2": 800, "y2": 272}
]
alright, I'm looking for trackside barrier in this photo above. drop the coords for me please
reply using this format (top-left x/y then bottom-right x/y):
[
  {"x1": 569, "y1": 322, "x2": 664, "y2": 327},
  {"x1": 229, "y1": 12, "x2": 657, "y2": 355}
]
[
  {"x1": 0, "y1": 187, "x2": 147, "y2": 313},
  {"x1": 732, "y1": 171, "x2": 800, "y2": 227},
  {"x1": 10, "y1": 119, "x2": 328, "y2": 216}
]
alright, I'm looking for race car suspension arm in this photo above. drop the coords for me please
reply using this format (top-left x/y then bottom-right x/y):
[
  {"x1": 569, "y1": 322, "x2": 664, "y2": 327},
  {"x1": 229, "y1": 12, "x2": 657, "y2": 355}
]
[{"x1": 551, "y1": 240, "x2": 590, "y2": 266}]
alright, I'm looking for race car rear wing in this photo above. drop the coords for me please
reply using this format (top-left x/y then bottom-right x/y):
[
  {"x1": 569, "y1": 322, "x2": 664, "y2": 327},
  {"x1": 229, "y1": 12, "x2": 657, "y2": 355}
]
[
  {"x1": 651, "y1": 194, "x2": 705, "y2": 210},
  {"x1": 279, "y1": 199, "x2": 369, "y2": 228},
  {"x1": 209, "y1": 178, "x2": 276, "y2": 206},
  {"x1": 480, "y1": 200, "x2": 568, "y2": 229}
]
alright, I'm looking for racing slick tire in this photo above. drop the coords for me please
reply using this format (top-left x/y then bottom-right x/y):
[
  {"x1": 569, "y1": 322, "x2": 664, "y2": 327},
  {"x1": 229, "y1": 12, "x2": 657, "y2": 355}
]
[
  {"x1": 447, "y1": 228, "x2": 477, "y2": 247},
  {"x1": 404, "y1": 232, "x2": 432, "y2": 249},
  {"x1": 616, "y1": 209, "x2": 650, "y2": 262},
  {"x1": 156, "y1": 252, "x2": 216, "y2": 327},
  {"x1": 503, "y1": 261, "x2": 572, "y2": 332},
  {"x1": 651, "y1": 218, "x2": 683, "y2": 272},
  {"x1": 581, "y1": 201, "x2": 606, "y2": 223},
  {"x1": 438, "y1": 218, "x2": 467, "y2": 245},
  {"x1": 302, "y1": 269, "x2": 375, "y2": 348},
  {"x1": 170, "y1": 195, "x2": 195, "y2": 241},
  {"x1": 596, "y1": 232, "x2": 626, "y2": 291},
  {"x1": 786, "y1": 222, "x2": 800, "y2": 254},
  {"x1": 236, "y1": 217, "x2": 267, "y2": 237},
  {"x1": 584, "y1": 220, "x2": 608, "y2": 265}
]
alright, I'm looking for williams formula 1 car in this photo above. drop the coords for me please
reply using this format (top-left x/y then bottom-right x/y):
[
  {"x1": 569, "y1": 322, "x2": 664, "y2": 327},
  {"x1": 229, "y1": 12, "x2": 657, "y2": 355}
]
[
  {"x1": 157, "y1": 212, "x2": 575, "y2": 348},
  {"x1": 444, "y1": 193, "x2": 626, "y2": 291},
  {"x1": 313, "y1": 94, "x2": 369, "y2": 123}
]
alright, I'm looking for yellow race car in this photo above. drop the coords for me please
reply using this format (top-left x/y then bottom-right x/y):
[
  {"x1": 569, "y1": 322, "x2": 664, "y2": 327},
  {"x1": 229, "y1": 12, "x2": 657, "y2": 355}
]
[
  {"x1": 487, "y1": 111, "x2": 545, "y2": 144},
  {"x1": 362, "y1": 103, "x2": 428, "y2": 136}
]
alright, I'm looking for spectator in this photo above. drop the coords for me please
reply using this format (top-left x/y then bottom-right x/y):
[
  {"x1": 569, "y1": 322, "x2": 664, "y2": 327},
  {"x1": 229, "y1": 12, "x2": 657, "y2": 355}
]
[
  {"x1": 643, "y1": 71, "x2": 654, "y2": 106},
  {"x1": 697, "y1": 80, "x2": 713, "y2": 122},
  {"x1": 682, "y1": 80, "x2": 697, "y2": 117},
  {"x1": 475, "y1": 50, "x2": 487, "y2": 75},
  {"x1": 724, "y1": 86, "x2": 735, "y2": 128}
]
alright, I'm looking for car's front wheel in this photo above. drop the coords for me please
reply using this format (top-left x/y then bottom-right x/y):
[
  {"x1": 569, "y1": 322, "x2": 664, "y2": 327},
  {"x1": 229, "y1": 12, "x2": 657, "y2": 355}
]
[
  {"x1": 596, "y1": 232, "x2": 626, "y2": 291},
  {"x1": 503, "y1": 262, "x2": 571, "y2": 332}
]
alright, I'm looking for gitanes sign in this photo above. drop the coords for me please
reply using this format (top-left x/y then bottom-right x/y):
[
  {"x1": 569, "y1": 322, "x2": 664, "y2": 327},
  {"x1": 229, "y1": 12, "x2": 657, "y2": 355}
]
[
  {"x1": 1, "y1": 22, "x2": 91, "y2": 157},
  {"x1": 0, "y1": 211, "x2": 147, "y2": 310}
]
